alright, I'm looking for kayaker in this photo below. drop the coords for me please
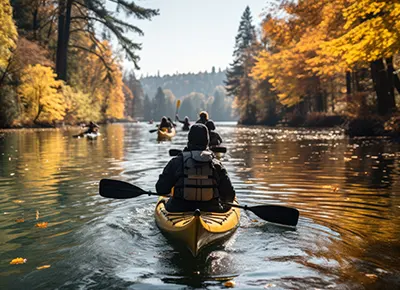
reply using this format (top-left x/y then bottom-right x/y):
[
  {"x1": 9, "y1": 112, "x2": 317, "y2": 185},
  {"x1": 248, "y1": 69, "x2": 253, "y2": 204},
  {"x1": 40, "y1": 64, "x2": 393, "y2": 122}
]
[
  {"x1": 195, "y1": 111, "x2": 209, "y2": 124},
  {"x1": 175, "y1": 114, "x2": 190, "y2": 131},
  {"x1": 157, "y1": 116, "x2": 173, "y2": 131},
  {"x1": 205, "y1": 120, "x2": 223, "y2": 147},
  {"x1": 156, "y1": 124, "x2": 235, "y2": 212},
  {"x1": 82, "y1": 121, "x2": 99, "y2": 134}
]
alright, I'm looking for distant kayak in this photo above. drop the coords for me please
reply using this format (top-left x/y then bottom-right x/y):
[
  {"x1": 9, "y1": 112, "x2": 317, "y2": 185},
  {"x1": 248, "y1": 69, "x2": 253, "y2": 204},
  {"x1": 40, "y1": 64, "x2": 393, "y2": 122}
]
[
  {"x1": 85, "y1": 132, "x2": 100, "y2": 140},
  {"x1": 157, "y1": 127, "x2": 176, "y2": 141},
  {"x1": 154, "y1": 197, "x2": 240, "y2": 256}
]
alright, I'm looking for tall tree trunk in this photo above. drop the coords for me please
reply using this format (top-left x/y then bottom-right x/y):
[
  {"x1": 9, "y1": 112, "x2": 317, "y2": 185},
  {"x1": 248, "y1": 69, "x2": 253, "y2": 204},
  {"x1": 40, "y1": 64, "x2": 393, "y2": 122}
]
[
  {"x1": 32, "y1": 8, "x2": 38, "y2": 40},
  {"x1": 371, "y1": 58, "x2": 396, "y2": 115},
  {"x1": 346, "y1": 71, "x2": 352, "y2": 95},
  {"x1": 56, "y1": 0, "x2": 73, "y2": 81}
]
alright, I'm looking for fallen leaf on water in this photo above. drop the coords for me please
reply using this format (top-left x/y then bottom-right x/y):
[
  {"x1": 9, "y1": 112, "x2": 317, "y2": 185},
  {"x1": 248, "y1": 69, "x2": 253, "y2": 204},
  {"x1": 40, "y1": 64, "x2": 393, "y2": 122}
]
[
  {"x1": 36, "y1": 265, "x2": 51, "y2": 270},
  {"x1": 10, "y1": 258, "x2": 27, "y2": 265},
  {"x1": 36, "y1": 210, "x2": 39, "y2": 220},
  {"x1": 332, "y1": 186, "x2": 339, "y2": 192},
  {"x1": 224, "y1": 280, "x2": 236, "y2": 288},
  {"x1": 13, "y1": 200, "x2": 24, "y2": 204},
  {"x1": 15, "y1": 218, "x2": 24, "y2": 223},
  {"x1": 251, "y1": 219, "x2": 258, "y2": 222},
  {"x1": 35, "y1": 222, "x2": 48, "y2": 228},
  {"x1": 365, "y1": 273, "x2": 377, "y2": 279},
  {"x1": 264, "y1": 284, "x2": 276, "y2": 288}
]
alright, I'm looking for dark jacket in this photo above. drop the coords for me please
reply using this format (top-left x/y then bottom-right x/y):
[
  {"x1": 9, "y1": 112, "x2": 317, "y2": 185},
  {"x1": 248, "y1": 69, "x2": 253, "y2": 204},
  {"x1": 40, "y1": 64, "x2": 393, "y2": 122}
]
[
  {"x1": 156, "y1": 148, "x2": 235, "y2": 210},
  {"x1": 209, "y1": 131, "x2": 223, "y2": 147}
]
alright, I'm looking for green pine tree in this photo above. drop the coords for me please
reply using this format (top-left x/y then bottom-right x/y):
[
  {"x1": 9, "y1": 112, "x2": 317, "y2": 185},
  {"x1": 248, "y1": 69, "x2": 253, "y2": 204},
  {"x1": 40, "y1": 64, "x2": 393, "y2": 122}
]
[{"x1": 224, "y1": 6, "x2": 258, "y2": 124}]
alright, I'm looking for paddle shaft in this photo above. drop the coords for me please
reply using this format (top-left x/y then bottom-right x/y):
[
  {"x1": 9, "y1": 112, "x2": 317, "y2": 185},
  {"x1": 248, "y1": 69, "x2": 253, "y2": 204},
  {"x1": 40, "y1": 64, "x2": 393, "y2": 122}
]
[{"x1": 99, "y1": 179, "x2": 299, "y2": 226}]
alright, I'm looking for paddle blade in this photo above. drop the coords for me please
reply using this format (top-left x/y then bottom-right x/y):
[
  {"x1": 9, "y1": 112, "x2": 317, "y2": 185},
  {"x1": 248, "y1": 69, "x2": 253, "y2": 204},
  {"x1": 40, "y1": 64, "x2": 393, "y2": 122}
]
[
  {"x1": 169, "y1": 149, "x2": 182, "y2": 156},
  {"x1": 249, "y1": 205, "x2": 299, "y2": 227},
  {"x1": 99, "y1": 179, "x2": 147, "y2": 199},
  {"x1": 176, "y1": 99, "x2": 181, "y2": 109},
  {"x1": 210, "y1": 146, "x2": 227, "y2": 153},
  {"x1": 149, "y1": 129, "x2": 158, "y2": 133}
]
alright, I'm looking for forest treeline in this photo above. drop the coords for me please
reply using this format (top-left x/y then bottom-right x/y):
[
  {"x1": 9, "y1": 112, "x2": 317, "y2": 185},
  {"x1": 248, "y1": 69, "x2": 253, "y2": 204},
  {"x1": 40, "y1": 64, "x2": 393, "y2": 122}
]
[
  {"x1": 227, "y1": 2, "x2": 400, "y2": 136},
  {"x1": 0, "y1": 0, "x2": 158, "y2": 127},
  {"x1": 123, "y1": 69, "x2": 236, "y2": 121}
]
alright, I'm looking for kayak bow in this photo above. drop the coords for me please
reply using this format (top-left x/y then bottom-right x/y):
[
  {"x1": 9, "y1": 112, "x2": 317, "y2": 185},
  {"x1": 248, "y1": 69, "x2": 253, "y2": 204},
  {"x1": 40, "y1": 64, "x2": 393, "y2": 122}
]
[{"x1": 154, "y1": 197, "x2": 240, "y2": 256}]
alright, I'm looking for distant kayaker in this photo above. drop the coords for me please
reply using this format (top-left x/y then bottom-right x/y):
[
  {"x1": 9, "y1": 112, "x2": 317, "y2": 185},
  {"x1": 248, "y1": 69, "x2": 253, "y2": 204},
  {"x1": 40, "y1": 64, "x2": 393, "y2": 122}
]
[
  {"x1": 195, "y1": 111, "x2": 209, "y2": 124},
  {"x1": 205, "y1": 120, "x2": 222, "y2": 147},
  {"x1": 157, "y1": 116, "x2": 173, "y2": 131},
  {"x1": 82, "y1": 121, "x2": 99, "y2": 134},
  {"x1": 175, "y1": 114, "x2": 190, "y2": 131},
  {"x1": 156, "y1": 124, "x2": 235, "y2": 212}
]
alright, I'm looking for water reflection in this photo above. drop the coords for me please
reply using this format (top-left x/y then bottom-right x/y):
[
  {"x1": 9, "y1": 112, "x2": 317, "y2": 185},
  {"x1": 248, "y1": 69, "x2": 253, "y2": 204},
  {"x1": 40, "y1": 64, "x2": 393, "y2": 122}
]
[{"x1": 0, "y1": 124, "x2": 399, "y2": 289}]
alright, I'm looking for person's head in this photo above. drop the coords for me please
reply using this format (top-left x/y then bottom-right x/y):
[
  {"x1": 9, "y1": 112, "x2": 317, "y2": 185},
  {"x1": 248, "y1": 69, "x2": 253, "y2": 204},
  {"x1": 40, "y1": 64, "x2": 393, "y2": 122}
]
[
  {"x1": 184, "y1": 116, "x2": 189, "y2": 122},
  {"x1": 188, "y1": 123, "x2": 209, "y2": 150},
  {"x1": 205, "y1": 120, "x2": 215, "y2": 131},
  {"x1": 161, "y1": 116, "x2": 167, "y2": 123},
  {"x1": 89, "y1": 121, "x2": 94, "y2": 126},
  {"x1": 199, "y1": 111, "x2": 209, "y2": 120}
]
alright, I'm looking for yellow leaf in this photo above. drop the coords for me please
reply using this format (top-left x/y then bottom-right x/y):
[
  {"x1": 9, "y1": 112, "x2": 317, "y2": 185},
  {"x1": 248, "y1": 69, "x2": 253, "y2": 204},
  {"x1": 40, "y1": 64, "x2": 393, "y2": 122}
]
[
  {"x1": 36, "y1": 265, "x2": 51, "y2": 270},
  {"x1": 13, "y1": 200, "x2": 24, "y2": 204},
  {"x1": 15, "y1": 218, "x2": 24, "y2": 223},
  {"x1": 10, "y1": 258, "x2": 27, "y2": 265}
]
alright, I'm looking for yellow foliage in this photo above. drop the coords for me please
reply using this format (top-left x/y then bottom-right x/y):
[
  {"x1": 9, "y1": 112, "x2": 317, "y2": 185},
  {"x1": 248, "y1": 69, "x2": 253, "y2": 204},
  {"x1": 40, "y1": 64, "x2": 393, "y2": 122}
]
[
  {"x1": 0, "y1": 0, "x2": 17, "y2": 69},
  {"x1": 253, "y1": 0, "x2": 349, "y2": 106},
  {"x1": 69, "y1": 39, "x2": 125, "y2": 121},
  {"x1": 62, "y1": 84, "x2": 92, "y2": 122},
  {"x1": 324, "y1": 0, "x2": 400, "y2": 66},
  {"x1": 18, "y1": 64, "x2": 66, "y2": 124}
]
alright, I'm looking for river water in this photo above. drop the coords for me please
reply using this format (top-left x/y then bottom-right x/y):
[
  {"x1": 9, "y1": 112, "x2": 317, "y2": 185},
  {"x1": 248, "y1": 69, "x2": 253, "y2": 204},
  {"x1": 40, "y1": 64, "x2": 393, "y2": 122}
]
[{"x1": 0, "y1": 122, "x2": 399, "y2": 289}]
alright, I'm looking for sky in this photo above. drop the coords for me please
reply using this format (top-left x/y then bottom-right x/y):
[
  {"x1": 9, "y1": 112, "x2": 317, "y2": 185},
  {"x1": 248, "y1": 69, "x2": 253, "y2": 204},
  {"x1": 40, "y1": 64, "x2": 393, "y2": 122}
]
[{"x1": 115, "y1": 0, "x2": 270, "y2": 77}]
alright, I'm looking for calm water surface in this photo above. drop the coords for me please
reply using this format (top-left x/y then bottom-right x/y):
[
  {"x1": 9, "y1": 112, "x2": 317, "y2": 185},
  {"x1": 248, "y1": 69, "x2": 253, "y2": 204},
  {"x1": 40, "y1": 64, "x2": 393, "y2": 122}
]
[{"x1": 0, "y1": 123, "x2": 399, "y2": 289}]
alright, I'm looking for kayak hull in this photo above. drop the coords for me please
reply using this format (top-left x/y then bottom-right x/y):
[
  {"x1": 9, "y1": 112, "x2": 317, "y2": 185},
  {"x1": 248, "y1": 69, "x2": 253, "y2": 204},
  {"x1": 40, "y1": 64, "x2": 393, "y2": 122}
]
[
  {"x1": 157, "y1": 127, "x2": 176, "y2": 141},
  {"x1": 154, "y1": 197, "x2": 240, "y2": 256}
]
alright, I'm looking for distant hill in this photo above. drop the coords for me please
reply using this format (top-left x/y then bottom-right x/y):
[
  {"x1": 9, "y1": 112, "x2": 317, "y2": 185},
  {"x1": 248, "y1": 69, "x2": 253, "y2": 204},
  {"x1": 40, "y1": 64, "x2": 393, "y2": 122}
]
[{"x1": 139, "y1": 68, "x2": 227, "y2": 99}]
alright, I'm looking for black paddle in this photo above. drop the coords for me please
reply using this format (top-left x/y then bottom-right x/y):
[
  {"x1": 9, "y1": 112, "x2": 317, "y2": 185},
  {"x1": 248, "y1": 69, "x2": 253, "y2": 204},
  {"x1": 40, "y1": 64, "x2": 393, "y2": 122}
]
[
  {"x1": 99, "y1": 179, "x2": 299, "y2": 227},
  {"x1": 169, "y1": 147, "x2": 227, "y2": 156},
  {"x1": 149, "y1": 129, "x2": 158, "y2": 133}
]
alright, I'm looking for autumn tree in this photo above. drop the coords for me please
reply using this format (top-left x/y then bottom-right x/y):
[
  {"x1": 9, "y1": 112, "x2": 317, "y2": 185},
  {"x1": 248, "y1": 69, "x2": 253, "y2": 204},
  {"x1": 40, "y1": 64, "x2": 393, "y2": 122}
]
[
  {"x1": 18, "y1": 64, "x2": 65, "y2": 124},
  {"x1": 322, "y1": 0, "x2": 400, "y2": 115},
  {"x1": 0, "y1": 0, "x2": 17, "y2": 76}
]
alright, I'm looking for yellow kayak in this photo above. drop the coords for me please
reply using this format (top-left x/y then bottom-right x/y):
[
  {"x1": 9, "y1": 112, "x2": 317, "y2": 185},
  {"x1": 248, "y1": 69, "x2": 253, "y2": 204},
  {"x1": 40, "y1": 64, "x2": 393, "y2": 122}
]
[
  {"x1": 157, "y1": 127, "x2": 176, "y2": 141},
  {"x1": 154, "y1": 197, "x2": 240, "y2": 256}
]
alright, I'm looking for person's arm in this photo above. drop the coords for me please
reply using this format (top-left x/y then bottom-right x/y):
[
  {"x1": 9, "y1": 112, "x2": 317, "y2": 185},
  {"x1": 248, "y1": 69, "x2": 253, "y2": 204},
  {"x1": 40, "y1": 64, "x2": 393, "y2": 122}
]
[
  {"x1": 214, "y1": 162, "x2": 235, "y2": 202},
  {"x1": 217, "y1": 132, "x2": 223, "y2": 144},
  {"x1": 156, "y1": 156, "x2": 181, "y2": 195}
]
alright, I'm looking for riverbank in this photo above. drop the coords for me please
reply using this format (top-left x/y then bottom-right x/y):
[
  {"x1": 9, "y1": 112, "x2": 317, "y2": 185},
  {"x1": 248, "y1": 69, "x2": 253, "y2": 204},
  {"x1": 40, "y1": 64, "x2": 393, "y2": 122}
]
[{"x1": 239, "y1": 112, "x2": 400, "y2": 138}]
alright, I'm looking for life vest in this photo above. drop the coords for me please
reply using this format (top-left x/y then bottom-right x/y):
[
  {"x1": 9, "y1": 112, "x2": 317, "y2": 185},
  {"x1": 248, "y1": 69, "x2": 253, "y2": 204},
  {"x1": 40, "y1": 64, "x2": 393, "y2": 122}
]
[{"x1": 175, "y1": 150, "x2": 219, "y2": 201}]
